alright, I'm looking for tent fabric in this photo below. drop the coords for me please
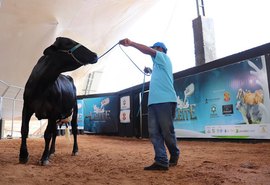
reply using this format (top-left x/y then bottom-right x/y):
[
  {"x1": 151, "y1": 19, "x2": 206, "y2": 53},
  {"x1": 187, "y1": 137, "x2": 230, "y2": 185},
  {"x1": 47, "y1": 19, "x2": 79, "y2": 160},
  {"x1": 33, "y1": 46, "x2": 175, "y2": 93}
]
[
  {"x1": 1, "y1": 0, "x2": 198, "y2": 122},
  {"x1": 2, "y1": 0, "x2": 270, "y2": 96},
  {"x1": 0, "y1": 0, "x2": 166, "y2": 95}
]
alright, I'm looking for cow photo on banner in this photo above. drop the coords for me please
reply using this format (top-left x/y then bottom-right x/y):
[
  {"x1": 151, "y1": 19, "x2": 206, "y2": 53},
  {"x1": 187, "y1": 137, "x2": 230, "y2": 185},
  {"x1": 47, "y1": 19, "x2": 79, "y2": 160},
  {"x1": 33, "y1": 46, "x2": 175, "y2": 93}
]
[{"x1": 173, "y1": 55, "x2": 270, "y2": 139}]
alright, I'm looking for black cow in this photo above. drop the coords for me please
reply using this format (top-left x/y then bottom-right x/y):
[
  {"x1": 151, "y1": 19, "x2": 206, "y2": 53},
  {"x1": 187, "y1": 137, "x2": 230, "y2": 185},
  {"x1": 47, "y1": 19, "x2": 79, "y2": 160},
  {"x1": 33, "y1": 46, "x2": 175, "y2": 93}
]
[{"x1": 19, "y1": 37, "x2": 98, "y2": 165}]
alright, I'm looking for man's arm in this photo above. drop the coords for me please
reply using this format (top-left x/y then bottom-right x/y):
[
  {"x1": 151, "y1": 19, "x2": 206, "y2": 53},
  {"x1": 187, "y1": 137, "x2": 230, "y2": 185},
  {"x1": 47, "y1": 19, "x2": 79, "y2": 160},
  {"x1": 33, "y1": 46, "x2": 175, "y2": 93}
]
[{"x1": 119, "y1": 38, "x2": 156, "y2": 57}]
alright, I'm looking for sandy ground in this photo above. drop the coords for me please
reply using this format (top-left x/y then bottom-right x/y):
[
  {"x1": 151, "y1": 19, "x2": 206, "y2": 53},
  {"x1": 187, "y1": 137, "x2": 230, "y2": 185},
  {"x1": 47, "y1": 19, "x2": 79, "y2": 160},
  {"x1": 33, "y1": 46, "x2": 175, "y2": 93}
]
[{"x1": 0, "y1": 135, "x2": 270, "y2": 185}]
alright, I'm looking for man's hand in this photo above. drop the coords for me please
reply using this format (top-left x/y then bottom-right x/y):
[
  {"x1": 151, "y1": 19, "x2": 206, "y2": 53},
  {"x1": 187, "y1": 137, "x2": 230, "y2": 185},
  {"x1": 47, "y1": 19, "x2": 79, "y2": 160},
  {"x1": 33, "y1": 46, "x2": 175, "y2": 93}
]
[
  {"x1": 119, "y1": 38, "x2": 156, "y2": 57},
  {"x1": 119, "y1": 38, "x2": 132, "y2": 47}
]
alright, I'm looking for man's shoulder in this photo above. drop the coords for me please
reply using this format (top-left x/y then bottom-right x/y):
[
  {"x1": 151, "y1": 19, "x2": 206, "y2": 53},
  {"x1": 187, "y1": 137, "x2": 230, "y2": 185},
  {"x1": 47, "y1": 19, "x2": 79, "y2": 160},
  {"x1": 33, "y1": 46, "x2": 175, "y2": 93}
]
[{"x1": 154, "y1": 51, "x2": 170, "y2": 62}]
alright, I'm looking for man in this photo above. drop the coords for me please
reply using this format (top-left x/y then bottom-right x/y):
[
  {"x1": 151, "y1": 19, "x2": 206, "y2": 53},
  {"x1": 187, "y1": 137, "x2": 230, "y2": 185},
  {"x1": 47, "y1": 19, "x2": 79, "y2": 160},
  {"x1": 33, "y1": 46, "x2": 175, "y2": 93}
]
[{"x1": 119, "y1": 38, "x2": 180, "y2": 171}]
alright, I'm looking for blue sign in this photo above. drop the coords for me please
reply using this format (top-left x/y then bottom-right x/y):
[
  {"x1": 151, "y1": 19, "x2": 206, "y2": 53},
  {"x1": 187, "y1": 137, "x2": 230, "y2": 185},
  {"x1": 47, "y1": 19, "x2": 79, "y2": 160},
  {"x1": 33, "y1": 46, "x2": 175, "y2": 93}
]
[
  {"x1": 83, "y1": 96, "x2": 119, "y2": 134},
  {"x1": 173, "y1": 56, "x2": 270, "y2": 139},
  {"x1": 77, "y1": 99, "x2": 84, "y2": 130}
]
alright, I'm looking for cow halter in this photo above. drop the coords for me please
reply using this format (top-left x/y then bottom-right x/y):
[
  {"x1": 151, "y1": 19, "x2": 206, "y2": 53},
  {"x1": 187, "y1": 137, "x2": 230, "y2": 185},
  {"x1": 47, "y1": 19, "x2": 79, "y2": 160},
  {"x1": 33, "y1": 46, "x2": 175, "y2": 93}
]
[{"x1": 60, "y1": 44, "x2": 85, "y2": 65}]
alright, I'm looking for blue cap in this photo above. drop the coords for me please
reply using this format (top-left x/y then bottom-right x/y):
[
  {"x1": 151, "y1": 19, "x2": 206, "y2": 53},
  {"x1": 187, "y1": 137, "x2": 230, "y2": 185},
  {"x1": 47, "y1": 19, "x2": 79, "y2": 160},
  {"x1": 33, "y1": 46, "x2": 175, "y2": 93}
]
[{"x1": 151, "y1": 42, "x2": 167, "y2": 53}]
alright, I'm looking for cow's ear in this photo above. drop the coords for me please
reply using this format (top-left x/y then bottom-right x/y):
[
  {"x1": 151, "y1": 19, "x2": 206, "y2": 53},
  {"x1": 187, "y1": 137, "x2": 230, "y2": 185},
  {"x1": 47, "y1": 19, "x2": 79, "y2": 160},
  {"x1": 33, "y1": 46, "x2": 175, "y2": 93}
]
[{"x1": 43, "y1": 45, "x2": 57, "y2": 55}]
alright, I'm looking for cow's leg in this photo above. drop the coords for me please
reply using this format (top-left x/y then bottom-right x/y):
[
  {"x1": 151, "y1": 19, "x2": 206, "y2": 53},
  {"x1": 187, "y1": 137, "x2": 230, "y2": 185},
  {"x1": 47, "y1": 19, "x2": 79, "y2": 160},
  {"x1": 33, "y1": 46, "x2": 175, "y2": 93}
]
[
  {"x1": 71, "y1": 103, "x2": 78, "y2": 156},
  {"x1": 19, "y1": 106, "x2": 33, "y2": 164},
  {"x1": 49, "y1": 122, "x2": 58, "y2": 158},
  {"x1": 40, "y1": 120, "x2": 54, "y2": 165},
  {"x1": 246, "y1": 105, "x2": 252, "y2": 124}
]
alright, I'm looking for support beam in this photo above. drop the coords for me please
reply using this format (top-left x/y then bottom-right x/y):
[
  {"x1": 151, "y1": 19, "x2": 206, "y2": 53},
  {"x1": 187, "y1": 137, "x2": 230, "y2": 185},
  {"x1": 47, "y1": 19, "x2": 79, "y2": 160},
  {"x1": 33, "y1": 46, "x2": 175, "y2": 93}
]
[{"x1": 192, "y1": 15, "x2": 216, "y2": 66}]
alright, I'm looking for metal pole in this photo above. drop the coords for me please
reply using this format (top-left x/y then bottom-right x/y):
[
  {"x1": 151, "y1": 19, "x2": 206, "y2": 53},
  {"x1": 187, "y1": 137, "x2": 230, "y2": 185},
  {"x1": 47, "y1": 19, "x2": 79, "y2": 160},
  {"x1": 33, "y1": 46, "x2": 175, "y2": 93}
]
[
  {"x1": 0, "y1": 97, "x2": 2, "y2": 119},
  {"x1": 195, "y1": 0, "x2": 200, "y2": 17},
  {"x1": 0, "y1": 97, "x2": 2, "y2": 139},
  {"x1": 201, "y1": 0, "x2": 206, "y2": 16},
  {"x1": 139, "y1": 92, "x2": 143, "y2": 138},
  {"x1": 11, "y1": 99, "x2": 15, "y2": 138},
  {"x1": 195, "y1": 0, "x2": 206, "y2": 17}
]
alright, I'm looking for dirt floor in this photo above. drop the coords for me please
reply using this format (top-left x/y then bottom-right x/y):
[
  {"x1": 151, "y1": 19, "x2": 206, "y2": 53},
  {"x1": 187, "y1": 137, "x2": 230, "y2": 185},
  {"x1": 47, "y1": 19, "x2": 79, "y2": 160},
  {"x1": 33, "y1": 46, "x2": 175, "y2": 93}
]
[{"x1": 0, "y1": 135, "x2": 270, "y2": 185}]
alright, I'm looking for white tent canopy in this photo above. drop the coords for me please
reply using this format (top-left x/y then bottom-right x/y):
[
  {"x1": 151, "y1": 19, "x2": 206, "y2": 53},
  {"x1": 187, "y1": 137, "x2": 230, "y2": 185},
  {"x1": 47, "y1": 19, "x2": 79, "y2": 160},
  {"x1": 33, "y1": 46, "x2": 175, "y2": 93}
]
[
  {"x1": 0, "y1": 0, "x2": 198, "y2": 95},
  {"x1": 1, "y1": 0, "x2": 270, "y2": 95}
]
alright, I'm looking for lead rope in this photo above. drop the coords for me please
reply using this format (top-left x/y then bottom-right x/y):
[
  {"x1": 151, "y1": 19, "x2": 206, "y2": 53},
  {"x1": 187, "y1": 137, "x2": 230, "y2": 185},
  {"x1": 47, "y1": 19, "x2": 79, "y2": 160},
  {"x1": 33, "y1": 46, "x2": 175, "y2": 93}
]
[
  {"x1": 97, "y1": 42, "x2": 119, "y2": 60},
  {"x1": 117, "y1": 45, "x2": 151, "y2": 117},
  {"x1": 98, "y1": 43, "x2": 151, "y2": 76},
  {"x1": 98, "y1": 42, "x2": 152, "y2": 117}
]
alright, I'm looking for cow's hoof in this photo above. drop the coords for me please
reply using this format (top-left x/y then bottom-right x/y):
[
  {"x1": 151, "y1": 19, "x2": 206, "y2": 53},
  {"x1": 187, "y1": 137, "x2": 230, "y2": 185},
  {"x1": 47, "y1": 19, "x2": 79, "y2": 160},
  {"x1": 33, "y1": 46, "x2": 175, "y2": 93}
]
[
  {"x1": 19, "y1": 155, "x2": 29, "y2": 164},
  {"x1": 72, "y1": 151, "x2": 78, "y2": 156},
  {"x1": 49, "y1": 153, "x2": 55, "y2": 159},
  {"x1": 39, "y1": 159, "x2": 49, "y2": 166}
]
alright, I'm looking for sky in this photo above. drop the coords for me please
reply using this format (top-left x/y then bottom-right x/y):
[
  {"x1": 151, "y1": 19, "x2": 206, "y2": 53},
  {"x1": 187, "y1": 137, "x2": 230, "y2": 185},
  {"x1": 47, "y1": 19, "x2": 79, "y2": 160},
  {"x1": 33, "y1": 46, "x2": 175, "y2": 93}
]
[{"x1": 94, "y1": 0, "x2": 270, "y2": 94}]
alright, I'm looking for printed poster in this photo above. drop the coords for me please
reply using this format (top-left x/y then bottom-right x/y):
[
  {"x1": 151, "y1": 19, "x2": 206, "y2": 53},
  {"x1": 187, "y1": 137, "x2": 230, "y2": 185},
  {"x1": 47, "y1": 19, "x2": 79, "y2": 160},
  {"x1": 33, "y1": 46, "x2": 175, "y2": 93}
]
[
  {"x1": 120, "y1": 96, "x2": 130, "y2": 123},
  {"x1": 83, "y1": 96, "x2": 118, "y2": 133},
  {"x1": 173, "y1": 55, "x2": 270, "y2": 139}
]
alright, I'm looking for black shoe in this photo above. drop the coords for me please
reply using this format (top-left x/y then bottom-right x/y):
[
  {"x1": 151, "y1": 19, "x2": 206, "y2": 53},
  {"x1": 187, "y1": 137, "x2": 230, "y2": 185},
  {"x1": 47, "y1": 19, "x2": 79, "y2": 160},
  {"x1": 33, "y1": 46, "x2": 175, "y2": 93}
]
[
  {"x1": 144, "y1": 163, "x2": 169, "y2": 171},
  {"x1": 169, "y1": 156, "x2": 179, "y2": 167}
]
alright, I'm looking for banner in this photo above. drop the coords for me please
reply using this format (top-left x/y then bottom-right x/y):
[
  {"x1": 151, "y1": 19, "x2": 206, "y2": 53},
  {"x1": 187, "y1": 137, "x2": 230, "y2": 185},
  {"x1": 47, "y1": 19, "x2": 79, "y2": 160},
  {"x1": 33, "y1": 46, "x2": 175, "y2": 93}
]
[
  {"x1": 83, "y1": 96, "x2": 118, "y2": 134},
  {"x1": 77, "y1": 99, "x2": 84, "y2": 130},
  {"x1": 173, "y1": 55, "x2": 270, "y2": 139}
]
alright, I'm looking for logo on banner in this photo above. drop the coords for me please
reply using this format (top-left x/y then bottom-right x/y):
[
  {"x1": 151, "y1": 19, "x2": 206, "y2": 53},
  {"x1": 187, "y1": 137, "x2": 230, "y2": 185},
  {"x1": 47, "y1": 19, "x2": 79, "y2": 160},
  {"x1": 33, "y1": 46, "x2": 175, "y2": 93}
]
[
  {"x1": 86, "y1": 98, "x2": 111, "y2": 121},
  {"x1": 120, "y1": 96, "x2": 130, "y2": 123},
  {"x1": 210, "y1": 104, "x2": 218, "y2": 118},
  {"x1": 175, "y1": 83, "x2": 197, "y2": 121},
  {"x1": 120, "y1": 110, "x2": 130, "y2": 123}
]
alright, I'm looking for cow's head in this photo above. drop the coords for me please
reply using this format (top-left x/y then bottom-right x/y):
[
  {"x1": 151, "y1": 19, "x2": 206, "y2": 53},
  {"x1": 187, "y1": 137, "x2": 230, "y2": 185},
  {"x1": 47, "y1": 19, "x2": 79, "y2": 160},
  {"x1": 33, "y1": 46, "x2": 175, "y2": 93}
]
[{"x1": 43, "y1": 37, "x2": 98, "y2": 72}]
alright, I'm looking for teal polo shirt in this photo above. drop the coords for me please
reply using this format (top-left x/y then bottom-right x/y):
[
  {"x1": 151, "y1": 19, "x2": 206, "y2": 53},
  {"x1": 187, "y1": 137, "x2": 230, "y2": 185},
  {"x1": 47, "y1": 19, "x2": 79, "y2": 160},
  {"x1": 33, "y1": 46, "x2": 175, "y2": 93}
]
[{"x1": 148, "y1": 51, "x2": 177, "y2": 106}]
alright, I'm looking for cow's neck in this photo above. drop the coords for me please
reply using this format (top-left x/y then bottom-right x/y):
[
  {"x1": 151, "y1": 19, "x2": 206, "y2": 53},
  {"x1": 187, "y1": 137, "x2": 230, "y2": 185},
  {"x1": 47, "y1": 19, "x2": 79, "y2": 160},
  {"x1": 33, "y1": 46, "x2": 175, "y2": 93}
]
[{"x1": 26, "y1": 56, "x2": 63, "y2": 92}]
